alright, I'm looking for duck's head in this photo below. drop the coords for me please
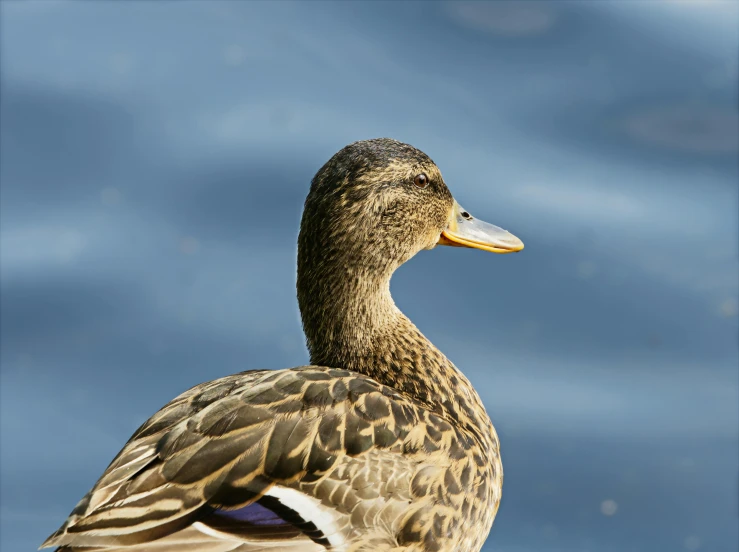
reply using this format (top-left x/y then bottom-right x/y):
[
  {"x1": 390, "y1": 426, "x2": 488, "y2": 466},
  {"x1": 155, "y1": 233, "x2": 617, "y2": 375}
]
[{"x1": 299, "y1": 138, "x2": 523, "y2": 283}]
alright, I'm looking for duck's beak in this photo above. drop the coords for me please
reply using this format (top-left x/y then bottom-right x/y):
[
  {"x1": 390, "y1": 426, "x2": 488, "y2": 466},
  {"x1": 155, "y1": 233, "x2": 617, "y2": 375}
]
[{"x1": 438, "y1": 200, "x2": 524, "y2": 253}]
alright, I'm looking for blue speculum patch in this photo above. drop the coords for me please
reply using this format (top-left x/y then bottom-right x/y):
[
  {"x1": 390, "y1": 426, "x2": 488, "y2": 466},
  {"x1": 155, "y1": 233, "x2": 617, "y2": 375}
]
[{"x1": 214, "y1": 502, "x2": 285, "y2": 526}]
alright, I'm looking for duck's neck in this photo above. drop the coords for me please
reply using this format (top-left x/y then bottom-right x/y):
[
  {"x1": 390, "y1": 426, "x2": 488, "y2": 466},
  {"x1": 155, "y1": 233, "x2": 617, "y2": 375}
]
[{"x1": 297, "y1": 263, "x2": 491, "y2": 438}]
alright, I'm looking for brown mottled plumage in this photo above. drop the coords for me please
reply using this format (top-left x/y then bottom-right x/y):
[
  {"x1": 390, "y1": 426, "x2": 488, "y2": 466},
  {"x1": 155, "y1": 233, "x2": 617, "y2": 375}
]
[{"x1": 42, "y1": 138, "x2": 523, "y2": 552}]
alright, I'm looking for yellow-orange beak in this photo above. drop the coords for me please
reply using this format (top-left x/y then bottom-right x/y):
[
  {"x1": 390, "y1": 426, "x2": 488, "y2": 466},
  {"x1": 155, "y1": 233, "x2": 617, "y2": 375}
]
[{"x1": 438, "y1": 200, "x2": 524, "y2": 254}]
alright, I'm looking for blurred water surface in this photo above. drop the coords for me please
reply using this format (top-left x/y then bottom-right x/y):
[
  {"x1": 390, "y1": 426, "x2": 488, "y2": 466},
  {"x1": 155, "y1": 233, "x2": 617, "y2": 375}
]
[{"x1": 1, "y1": 1, "x2": 737, "y2": 551}]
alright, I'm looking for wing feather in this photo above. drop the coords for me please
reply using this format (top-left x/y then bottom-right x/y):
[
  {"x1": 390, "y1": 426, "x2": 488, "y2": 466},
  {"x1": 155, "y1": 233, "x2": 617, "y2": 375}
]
[{"x1": 42, "y1": 367, "x2": 479, "y2": 551}]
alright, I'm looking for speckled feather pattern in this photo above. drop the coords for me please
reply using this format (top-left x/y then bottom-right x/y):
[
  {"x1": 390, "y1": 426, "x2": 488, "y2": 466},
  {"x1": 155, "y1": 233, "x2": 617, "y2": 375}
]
[{"x1": 42, "y1": 139, "x2": 504, "y2": 552}]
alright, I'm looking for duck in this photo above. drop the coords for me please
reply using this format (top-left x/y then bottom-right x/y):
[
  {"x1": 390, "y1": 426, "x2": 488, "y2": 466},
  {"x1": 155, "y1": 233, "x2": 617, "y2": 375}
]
[{"x1": 41, "y1": 138, "x2": 524, "y2": 552}]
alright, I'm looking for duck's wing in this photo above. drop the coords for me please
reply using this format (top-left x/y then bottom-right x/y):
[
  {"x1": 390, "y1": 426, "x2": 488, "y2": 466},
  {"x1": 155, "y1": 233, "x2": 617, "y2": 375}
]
[{"x1": 42, "y1": 367, "x2": 481, "y2": 551}]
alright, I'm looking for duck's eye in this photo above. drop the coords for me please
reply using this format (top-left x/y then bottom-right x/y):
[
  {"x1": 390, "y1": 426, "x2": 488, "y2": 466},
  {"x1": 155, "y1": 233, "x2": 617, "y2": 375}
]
[{"x1": 413, "y1": 173, "x2": 429, "y2": 189}]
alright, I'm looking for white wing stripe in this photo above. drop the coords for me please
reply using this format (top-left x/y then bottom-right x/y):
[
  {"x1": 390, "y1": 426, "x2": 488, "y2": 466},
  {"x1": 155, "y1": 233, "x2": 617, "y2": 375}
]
[{"x1": 265, "y1": 486, "x2": 346, "y2": 550}]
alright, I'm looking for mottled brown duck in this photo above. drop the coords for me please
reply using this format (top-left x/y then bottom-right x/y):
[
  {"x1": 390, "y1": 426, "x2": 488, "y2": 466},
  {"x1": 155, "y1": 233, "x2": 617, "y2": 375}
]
[{"x1": 42, "y1": 138, "x2": 524, "y2": 552}]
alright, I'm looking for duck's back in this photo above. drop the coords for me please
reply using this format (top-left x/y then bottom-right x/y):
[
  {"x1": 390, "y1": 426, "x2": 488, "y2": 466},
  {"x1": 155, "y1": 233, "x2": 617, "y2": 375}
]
[{"x1": 43, "y1": 367, "x2": 500, "y2": 552}]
